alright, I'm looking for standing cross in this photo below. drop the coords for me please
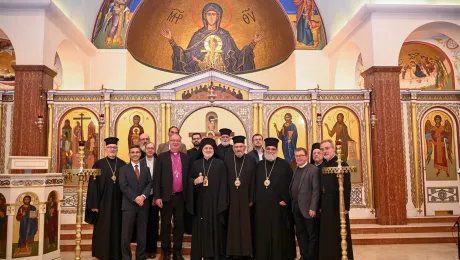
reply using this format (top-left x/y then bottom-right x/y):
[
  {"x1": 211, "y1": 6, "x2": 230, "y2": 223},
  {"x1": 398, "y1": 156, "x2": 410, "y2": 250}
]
[{"x1": 73, "y1": 113, "x2": 92, "y2": 142}]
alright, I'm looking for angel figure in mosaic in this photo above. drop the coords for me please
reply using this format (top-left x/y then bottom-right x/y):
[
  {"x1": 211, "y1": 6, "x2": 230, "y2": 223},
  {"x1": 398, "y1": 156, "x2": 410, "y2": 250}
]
[{"x1": 425, "y1": 115, "x2": 453, "y2": 177}]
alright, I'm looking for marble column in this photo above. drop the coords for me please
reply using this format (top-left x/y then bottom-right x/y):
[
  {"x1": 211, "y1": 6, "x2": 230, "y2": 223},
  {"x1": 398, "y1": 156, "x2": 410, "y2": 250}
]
[
  {"x1": 11, "y1": 65, "x2": 56, "y2": 158},
  {"x1": 362, "y1": 66, "x2": 407, "y2": 225}
]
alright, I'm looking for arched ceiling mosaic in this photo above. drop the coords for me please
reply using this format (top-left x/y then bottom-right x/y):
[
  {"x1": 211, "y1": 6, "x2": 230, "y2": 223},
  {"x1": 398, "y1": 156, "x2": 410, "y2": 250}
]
[{"x1": 91, "y1": 0, "x2": 327, "y2": 54}]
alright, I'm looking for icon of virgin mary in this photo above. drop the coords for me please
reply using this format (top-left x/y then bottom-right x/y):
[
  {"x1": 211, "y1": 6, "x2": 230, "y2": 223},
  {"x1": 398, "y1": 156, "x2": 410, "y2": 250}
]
[{"x1": 161, "y1": 3, "x2": 264, "y2": 73}]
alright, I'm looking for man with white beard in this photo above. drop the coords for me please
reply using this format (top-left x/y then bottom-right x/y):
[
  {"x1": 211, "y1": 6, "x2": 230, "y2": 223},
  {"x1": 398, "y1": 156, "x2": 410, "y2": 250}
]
[
  {"x1": 139, "y1": 133, "x2": 150, "y2": 159},
  {"x1": 225, "y1": 136, "x2": 256, "y2": 260},
  {"x1": 217, "y1": 128, "x2": 234, "y2": 160},
  {"x1": 253, "y1": 138, "x2": 296, "y2": 260}
]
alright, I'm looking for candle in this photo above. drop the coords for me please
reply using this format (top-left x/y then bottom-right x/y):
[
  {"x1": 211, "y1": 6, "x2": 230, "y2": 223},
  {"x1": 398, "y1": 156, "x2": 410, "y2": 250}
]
[
  {"x1": 99, "y1": 113, "x2": 105, "y2": 118},
  {"x1": 371, "y1": 111, "x2": 375, "y2": 116},
  {"x1": 317, "y1": 112, "x2": 321, "y2": 117},
  {"x1": 336, "y1": 139, "x2": 342, "y2": 146},
  {"x1": 78, "y1": 140, "x2": 86, "y2": 147},
  {"x1": 38, "y1": 113, "x2": 43, "y2": 119}
]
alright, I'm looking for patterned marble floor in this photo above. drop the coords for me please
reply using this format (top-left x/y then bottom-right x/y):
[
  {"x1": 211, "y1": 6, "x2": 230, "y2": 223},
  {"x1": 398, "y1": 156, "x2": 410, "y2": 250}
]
[{"x1": 61, "y1": 243, "x2": 458, "y2": 260}]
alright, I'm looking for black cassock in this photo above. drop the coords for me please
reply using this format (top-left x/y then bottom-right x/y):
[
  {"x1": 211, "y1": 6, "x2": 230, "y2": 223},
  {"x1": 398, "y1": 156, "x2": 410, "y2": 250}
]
[
  {"x1": 253, "y1": 158, "x2": 296, "y2": 260},
  {"x1": 187, "y1": 157, "x2": 228, "y2": 260},
  {"x1": 217, "y1": 144, "x2": 234, "y2": 161},
  {"x1": 319, "y1": 155, "x2": 354, "y2": 260},
  {"x1": 85, "y1": 157, "x2": 127, "y2": 260},
  {"x1": 225, "y1": 154, "x2": 256, "y2": 257}
]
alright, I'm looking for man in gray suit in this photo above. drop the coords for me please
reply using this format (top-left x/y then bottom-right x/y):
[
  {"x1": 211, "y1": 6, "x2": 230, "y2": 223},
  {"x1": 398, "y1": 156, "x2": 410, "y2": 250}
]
[
  {"x1": 157, "y1": 126, "x2": 186, "y2": 154},
  {"x1": 119, "y1": 145, "x2": 153, "y2": 260},
  {"x1": 290, "y1": 147, "x2": 320, "y2": 260}
]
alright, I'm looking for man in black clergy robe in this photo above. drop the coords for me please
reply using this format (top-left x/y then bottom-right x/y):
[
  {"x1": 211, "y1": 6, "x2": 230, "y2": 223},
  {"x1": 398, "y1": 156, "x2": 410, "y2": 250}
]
[
  {"x1": 85, "y1": 137, "x2": 127, "y2": 260},
  {"x1": 253, "y1": 138, "x2": 296, "y2": 260},
  {"x1": 217, "y1": 128, "x2": 234, "y2": 160},
  {"x1": 187, "y1": 138, "x2": 228, "y2": 260},
  {"x1": 225, "y1": 136, "x2": 256, "y2": 259},
  {"x1": 185, "y1": 133, "x2": 202, "y2": 235},
  {"x1": 318, "y1": 139, "x2": 353, "y2": 260}
]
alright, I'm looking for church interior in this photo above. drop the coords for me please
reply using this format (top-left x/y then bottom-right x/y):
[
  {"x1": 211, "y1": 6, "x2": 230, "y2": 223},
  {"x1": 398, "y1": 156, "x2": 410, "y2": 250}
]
[{"x1": 0, "y1": 0, "x2": 460, "y2": 259}]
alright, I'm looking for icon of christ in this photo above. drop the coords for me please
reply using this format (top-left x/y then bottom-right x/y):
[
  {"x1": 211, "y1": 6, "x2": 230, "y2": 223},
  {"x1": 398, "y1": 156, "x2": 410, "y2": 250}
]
[{"x1": 161, "y1": 3, "x2": 264, "y2": 73}]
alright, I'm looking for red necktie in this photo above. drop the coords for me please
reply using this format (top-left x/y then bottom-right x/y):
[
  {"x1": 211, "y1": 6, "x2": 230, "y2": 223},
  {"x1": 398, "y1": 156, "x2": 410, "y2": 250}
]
[{"x1": 135, "y1": 165, "x2": 140, "y2": 181}]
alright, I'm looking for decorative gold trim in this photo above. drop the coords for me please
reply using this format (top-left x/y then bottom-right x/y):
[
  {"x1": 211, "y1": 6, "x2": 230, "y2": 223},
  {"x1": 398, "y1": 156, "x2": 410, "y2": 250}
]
[
  {"x1": 166, "y1": 104, "x2": 171, "y2": 137},
  {"x1": 253, "y1": 104, "x2": 259, "y2": 134},
  {"x1": 401, "y1": 94, "x2": 411, "y2": 101},
  {"x1": 105, "y1": 103, "x2": 110, "y2": 139},
  {"x1": 411, "y1": 101, "x2": 422, "y2": 213},
  {"x1": 53, "y1": 95, "x2": 101, "y2": 102},
  {"x1": 2, "y1": 94, "x2": 13, "y2": 102},
  {"x1": 318, "y1": 94, "x2": 364, "y2": 101},
  {"x1": 161, "y1": 104, "x2": 166, "y2": 143},
  {"x1": 47, "y1": 104, "x2": 53, "y2": 159},
  {"x1": 263, "y1": 94, "x2": 312, "y2": 100},
  {"x1": 416, "y1": 94, "x2": 460, "y2": 101},
  {"x1": 258, "y1": 104, "x2": 263, "y2": 137},
  {"x1": 110, "y1": 94, "x2": 160, "y2": 101},
  {"x1": 312, "y1": 103, "x2": 317, "y2": 142},
  {"x1": 364, "y1": 103, "x2": 374, "y2": 212}
]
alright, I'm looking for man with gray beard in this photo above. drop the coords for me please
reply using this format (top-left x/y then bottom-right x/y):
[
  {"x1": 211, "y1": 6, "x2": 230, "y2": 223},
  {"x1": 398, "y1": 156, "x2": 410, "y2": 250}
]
[
  {"x1": 253, "y1": 138, "x2": 296, "y2": 260},
  {"x1": 217, "y1": 128, "x2": 234, "y2": 160},
  {"x1": 225, "y1": 136, "x2": 256, "y2": 260}
]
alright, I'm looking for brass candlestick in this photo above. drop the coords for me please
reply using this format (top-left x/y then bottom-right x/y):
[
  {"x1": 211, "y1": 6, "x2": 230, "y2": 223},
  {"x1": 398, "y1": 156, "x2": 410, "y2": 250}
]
[
  {"x1": 64, "y1": 142, "x2": 100, "y2": 260},
  {"x1": 322, "y1": 140, "x2": 356, "y2": 260}
]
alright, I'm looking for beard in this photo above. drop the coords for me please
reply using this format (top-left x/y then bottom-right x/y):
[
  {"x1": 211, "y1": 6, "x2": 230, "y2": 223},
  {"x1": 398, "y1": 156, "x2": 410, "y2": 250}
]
[
  {"x1": 264, "y1": 152, "x2": 277, "y2": 161},
  {"x1": 220, "y1": 141, "x2": 230, "y2": 146},
  {"x1": 193, "y1": 141, "x2": 200, "y2": 147},
  {"x1": 204, "y1": 153, "x2": 214, "y2": 159},
  {"x1": 140, "y1": 145, "x2": 146, "y2": 151},
  {"x1": 234, "y1": 151, "x2": 244, "y2": 158}
]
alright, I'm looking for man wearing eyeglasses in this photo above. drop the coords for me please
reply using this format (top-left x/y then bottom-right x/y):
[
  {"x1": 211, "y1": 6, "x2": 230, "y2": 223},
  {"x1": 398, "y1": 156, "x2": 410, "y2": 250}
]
[
  {"x1": 139, "y1": 133, "x2": 151, "y2": 159},
  {"x1": 85, "y1": 137, "x2": 127, "y2": 260},
  {"x1": 187, "y1": 133, "x2": 202, "y2": 162},
  {"x1": 140, "y1": 142, "x2": 158, "y2": 259},
  {"x1": 157, "y1": 126, "x2": 187, "y2": 154},
  {"x1": 290, "y1": 147, "x2": 320, "y2": 260},
  {"x1": 154, "y1": 134, "x2": 190, "y2": 260}
]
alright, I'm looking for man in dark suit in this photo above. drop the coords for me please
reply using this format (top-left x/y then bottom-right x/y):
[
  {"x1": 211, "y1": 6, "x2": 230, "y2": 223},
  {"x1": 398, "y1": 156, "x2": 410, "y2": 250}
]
[
  {"x1": 248, "y1": 134, "x2": 264, "y2": 162},
  {"x1": 290, "y1": 147, "x2": 320, "y2": 260},
  {"x1": 119, "y1": 145, "x2": 153, "y2": 260},
  {"x1": 186, "y1": 132, "x2": 202, "y2": 162},
  {"x1": 140, "y1": 142, "x2": 158, "y2": 259},
  {"x1": 154, "y1": 134, "x2": 190, "y2": 260}
]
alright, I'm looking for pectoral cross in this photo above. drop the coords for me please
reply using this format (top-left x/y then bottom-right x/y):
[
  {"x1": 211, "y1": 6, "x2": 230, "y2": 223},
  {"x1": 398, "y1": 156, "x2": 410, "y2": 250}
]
[{"x1": 73, "y1": 113, "x2": 92, "y2": 141}]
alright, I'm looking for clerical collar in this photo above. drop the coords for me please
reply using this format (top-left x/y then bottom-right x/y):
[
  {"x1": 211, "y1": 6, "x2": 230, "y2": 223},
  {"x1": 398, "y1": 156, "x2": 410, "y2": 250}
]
[
  {"x1": 298, "y1": 161, "x2": 308, "y2": 168},
  {"x1": 170, "y1": 151, "x2": 179, "y2": 155}
]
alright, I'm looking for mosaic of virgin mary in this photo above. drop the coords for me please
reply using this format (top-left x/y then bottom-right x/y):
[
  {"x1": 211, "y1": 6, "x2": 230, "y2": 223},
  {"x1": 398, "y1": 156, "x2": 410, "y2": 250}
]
[{"x1": 161, "y1": 3, "x2": 264, "y2": 73}]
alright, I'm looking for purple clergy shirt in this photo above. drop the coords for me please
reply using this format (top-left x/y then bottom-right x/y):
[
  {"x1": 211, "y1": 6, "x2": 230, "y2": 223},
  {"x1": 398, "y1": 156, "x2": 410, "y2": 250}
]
[{"x1": 170, "y1": 151, "x2": 183, "y2": 192}]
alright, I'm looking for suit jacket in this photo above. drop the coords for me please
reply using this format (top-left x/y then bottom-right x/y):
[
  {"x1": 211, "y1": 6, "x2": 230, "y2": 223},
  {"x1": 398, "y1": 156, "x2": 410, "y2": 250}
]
[
  {"x1": 290, "y1": 163, "x2": 320, "y2": 219},
  {"x1": 140, "y1": 155, "x2": 156, "y2": 196},
  {"x1": 153, "y1": 151, "x2": 190, "y2": 202},
  {"x1": 248, "y1": 149, "x2": 264, "y2": 162},
  {"x1": 119, "y1": 162, "x2": 153, "y2": 211},
  {"x1": 157, "y1": 142, "x2": 187, "y2": 154}
]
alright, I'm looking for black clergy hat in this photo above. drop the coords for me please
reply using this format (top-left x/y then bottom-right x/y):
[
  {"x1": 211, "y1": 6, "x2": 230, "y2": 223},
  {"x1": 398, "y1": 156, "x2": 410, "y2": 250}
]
[
  {"x1": 232, "y1": 135, "x2": 246, "y2": 144},
  {"x1": 264, "y1": 138, "x2": 279, "y2": 148},
  {"x1": 310, "y1": 142, "x2": 321, "y2": 163},
  {"x1": 104, "y1": 137, "x2": 119, "y2": 145},
  {"x1": 200, "y1": 137, "x2": 217, "y2": 147},
  {"x1": 219, "y1": 128, "x2": 232, "y2": 136}
]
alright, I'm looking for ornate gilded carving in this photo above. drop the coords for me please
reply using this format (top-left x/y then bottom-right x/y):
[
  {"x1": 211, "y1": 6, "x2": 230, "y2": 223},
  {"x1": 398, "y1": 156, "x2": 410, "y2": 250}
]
[
  {"x1": 263, "y1": 94, "x2": 312, "y2": 100},
  {"x1": 1, "y1": 94, "x2": 13, "y2": 102},
  {"x1": 427, "y1": 187, "x2": 459, "y2": 203},
  {"x1": 417, "y1": 94, "x2": 460, "y2": 101},
  {"x1": 318, "y1": 94, "x2": 364, "y2": 101},
  {"x1": 111, "y1": 94, "x2": 160, "y2": 101},
  {"x1": 53, "y1": 95, "x2": 101, "y2": 102}
]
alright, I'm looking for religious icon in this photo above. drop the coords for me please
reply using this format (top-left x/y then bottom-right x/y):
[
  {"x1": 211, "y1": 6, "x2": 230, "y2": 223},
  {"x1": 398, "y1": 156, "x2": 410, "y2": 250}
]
[
  {"x1": 92, "y1": 0, "x2": 142, "y2": 49},
  {"x1": 115, "y1": 108, "x2": 156, "y2": 162},
  {"x1": 322, "y1": 107, "x2": 362, "y2": 183},
  {"x1": 268, "y1": 107, "x2": 307, "y2": 168},
  {"x1": 44, "y1": 191, "x2": 59, "y2": 253},
  {"x1": 176, "y1": 81, "x2": 247, "y2": 100},
  {"x1": 206, "y1": 112, "x2": 218, "y2": 138},
  {"x1": 13, "y1": 193, "x2": 39, "y2": 258},
  {"x1": 423, "y1": 110, "x2": 457, "y2": 181},
  {"x1": 160, "y1": 3, "x2": 264, "y2": 73},
  {"x1": 0, "y1": 193, "x2": 7, "y2": 259},
  {"x1": 399, "y1": 41, "x2": 454, "y2": 90},
  {"x1": 58, "y1": 109, "x2": 100, "y2": 182},
  {"x1": 128, "y1": 115, "x2": 145, "y2": 148},
  {"x1": 126, "y1": 0, "x2": 295, "y2": 74}
]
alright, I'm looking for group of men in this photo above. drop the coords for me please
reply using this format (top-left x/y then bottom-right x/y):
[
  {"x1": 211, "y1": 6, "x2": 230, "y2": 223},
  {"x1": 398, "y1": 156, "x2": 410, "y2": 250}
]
[{"x1": 85, "y1": 126, "x2": 353, "y2": 260}]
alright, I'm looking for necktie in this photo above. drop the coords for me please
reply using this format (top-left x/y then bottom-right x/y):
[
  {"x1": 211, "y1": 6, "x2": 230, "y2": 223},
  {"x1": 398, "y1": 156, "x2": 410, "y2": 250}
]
[{"x1": 135, "y1": 164, "x2": 140, "y2": 181}]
